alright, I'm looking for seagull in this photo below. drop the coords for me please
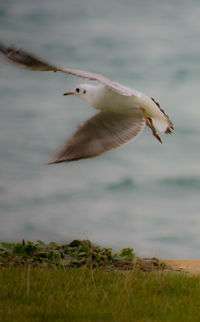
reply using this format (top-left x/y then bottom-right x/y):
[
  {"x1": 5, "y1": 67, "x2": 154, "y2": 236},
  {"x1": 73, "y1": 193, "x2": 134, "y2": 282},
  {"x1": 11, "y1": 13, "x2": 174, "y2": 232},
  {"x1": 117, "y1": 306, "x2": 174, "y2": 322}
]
[{"x1": 0, "y1": 43, "x2": 174, "y2": 163}]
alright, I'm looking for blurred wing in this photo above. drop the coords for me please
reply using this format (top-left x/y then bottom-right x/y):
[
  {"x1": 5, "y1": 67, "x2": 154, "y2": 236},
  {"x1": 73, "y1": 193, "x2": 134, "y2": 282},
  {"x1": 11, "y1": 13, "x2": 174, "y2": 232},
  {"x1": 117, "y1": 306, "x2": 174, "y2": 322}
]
[
  {"x1": 48, "y1": 110, "x2": 145, "y2": 163},
  {"x1": 0, "y1": 43, "x2": 140, "y2": 97}
]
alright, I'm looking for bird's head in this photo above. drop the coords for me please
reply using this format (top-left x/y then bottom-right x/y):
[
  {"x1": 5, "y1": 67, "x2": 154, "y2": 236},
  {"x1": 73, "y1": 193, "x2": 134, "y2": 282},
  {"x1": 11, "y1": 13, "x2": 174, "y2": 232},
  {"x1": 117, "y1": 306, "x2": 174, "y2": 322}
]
[{"x1": 63, "y1": 84, "x2": 94, "y2": 103}]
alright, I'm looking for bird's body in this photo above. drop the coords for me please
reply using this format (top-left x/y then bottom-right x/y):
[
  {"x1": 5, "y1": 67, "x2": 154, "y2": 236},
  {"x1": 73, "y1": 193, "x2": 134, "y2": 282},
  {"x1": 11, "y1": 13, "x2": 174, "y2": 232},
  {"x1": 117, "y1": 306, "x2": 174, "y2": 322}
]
[
  {"x1": 0, "y1": 42, "x2": 174, "y2": 163},
  {"x1": 76, "y1": 83, "x2": 141, "y2": 113},
  {"x1": 71, "y1": 83, "x2": 172, "y2": 133}
]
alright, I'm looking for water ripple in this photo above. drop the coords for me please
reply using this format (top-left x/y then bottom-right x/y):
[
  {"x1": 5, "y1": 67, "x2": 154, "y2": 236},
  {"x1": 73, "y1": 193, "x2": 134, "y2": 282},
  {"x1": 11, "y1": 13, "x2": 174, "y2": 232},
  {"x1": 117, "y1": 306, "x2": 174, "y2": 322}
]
[
  {"x1": 106, "y1": 178, "x2": 136, "y2": 191},
  {"x1": 160, "y1": 176, "x2": 200, "y2": 189}
]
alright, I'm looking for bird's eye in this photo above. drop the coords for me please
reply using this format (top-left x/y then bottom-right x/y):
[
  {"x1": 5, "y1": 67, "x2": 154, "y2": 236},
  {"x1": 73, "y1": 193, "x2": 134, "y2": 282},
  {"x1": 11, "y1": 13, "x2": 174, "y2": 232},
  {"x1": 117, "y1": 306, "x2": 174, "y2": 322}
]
[
  {"x1": 76, "y1": 88, "x2": 80, "y2": 93},
  {"x1": 83, "y1": 90, "x2": 87, "y2": 94}
]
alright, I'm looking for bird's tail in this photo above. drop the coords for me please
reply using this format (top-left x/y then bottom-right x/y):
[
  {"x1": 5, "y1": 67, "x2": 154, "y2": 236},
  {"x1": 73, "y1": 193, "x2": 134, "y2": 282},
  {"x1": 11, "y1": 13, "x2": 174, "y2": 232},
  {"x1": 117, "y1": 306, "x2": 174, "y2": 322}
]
[
  {"x1": 152, "y1": 117, "x2": 174, "y2": 134},
  {"x1": 150, "y1": 97, "x2": 174, "y2": 134}
]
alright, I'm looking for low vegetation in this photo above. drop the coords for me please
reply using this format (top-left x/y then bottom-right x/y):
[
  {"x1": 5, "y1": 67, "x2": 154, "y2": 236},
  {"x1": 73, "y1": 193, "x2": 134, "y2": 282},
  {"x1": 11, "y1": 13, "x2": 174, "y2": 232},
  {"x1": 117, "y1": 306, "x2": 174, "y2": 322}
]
[{"x1": 0, "y1": 239, "x2": 167, "y2": 271}]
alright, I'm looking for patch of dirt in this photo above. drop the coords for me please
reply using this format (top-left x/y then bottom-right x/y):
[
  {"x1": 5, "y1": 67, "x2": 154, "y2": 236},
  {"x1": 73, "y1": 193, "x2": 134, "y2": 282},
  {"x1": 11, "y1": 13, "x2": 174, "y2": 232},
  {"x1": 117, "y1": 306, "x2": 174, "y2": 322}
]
[{"x1": 163, "y1": 260, "x2": 200, "y2": 274}]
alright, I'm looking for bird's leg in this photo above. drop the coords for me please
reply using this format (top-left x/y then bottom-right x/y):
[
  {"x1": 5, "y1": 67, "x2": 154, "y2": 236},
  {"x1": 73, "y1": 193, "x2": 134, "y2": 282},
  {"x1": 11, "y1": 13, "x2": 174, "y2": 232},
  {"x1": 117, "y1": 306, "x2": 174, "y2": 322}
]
[
  {"x1": 141, "y1": 108, "x2": 162, "y2": 144},
  {"x1": 146, "y1": 118, "x2": 162, "y2": 143}
]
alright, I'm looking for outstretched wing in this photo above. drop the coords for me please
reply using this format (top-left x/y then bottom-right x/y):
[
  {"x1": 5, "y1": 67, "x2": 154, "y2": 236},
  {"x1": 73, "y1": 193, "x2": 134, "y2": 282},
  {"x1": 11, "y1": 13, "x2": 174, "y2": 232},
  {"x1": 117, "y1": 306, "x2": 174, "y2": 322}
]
[
  {"x1": 48, "y1": 110, "x2": 145, "y2": 163},
  {"x1": 0, "y1": 42, "x2": 140, "y2": 97}
]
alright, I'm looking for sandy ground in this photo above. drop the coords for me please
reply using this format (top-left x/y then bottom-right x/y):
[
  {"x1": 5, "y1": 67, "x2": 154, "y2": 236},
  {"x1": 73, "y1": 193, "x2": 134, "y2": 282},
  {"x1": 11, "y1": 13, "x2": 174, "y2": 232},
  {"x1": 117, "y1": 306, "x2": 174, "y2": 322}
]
[{"x1": 163, "y1": 260, "x2": 200, "y2": 274}]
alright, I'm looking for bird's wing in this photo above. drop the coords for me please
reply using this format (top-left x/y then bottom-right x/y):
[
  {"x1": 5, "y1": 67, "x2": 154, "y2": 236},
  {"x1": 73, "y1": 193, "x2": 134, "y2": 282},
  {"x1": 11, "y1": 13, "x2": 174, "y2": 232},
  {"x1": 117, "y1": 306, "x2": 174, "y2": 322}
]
[
  {"x1": 48, "y1": 110, "x2": 145, "y2": 163},
  {"x1": 0, "y1": 43, "x2": 140, "y2": 97}
]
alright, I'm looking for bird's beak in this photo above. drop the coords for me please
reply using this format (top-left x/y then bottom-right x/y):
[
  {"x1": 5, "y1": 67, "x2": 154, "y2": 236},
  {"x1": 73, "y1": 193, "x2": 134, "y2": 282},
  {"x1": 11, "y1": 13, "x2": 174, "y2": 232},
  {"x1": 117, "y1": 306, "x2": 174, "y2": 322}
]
[{"x1": 63, "y1": 91, "x2": 74, "y2": 96}]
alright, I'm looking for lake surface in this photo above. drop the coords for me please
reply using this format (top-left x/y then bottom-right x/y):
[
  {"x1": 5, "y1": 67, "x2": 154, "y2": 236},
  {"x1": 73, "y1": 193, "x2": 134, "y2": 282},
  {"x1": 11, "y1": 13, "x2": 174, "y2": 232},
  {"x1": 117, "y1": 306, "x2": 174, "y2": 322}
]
[{"x1": 1, "y1": 0, "x2": 200, "y2": 259}]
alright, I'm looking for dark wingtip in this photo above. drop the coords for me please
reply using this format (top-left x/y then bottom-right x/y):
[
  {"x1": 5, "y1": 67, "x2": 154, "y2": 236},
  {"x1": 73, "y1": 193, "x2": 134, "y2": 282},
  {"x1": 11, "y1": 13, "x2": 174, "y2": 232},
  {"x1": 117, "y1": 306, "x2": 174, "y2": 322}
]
[
  {"x1": 0, "y1": 42, "x2": 8, "y2": 55},
  {"x1": 165, "y1": 128, "x2": 172, "y2": 135},
  {"x1": 47, "y1": 159, "x2": 68, "y2": 165},
  {"x1": 47, "y1": 155, "x2": 83, "y2": 164},
  {"x1": 165, "y1": 122, "x2": 174, "y2": 135},
  {"x1": 47, "y1": 160, "x2": 58, "y2": 165},
  {"x1": 0, "y1": 42, "x2": 60, "y2": 72}
]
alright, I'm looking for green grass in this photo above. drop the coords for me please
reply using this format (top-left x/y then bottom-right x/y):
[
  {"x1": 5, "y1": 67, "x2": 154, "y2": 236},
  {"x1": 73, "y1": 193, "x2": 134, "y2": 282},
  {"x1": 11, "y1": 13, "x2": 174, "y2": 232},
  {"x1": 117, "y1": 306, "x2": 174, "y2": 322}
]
[
  {"x1": 1, "y1": 268, "x2": 200, "y2": 321},
  {"x1": 0, "y1": 240, "x2": 199, "y2": 321}
]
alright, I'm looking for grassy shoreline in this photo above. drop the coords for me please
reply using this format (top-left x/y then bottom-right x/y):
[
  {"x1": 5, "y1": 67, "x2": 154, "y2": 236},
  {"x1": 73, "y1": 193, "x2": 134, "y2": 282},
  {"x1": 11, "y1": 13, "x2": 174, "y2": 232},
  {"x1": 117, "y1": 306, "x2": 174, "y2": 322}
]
[{"x1": 1, "y1": 240, "x2": 199, "y2": 321}]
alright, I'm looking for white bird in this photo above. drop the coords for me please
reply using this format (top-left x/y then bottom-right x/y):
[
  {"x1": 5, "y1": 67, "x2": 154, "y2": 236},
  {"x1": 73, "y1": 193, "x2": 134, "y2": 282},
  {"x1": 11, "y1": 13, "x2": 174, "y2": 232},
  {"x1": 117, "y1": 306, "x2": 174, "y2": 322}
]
[{"x1": 0, "y1": 43, "x2": 174, "y2": 163}]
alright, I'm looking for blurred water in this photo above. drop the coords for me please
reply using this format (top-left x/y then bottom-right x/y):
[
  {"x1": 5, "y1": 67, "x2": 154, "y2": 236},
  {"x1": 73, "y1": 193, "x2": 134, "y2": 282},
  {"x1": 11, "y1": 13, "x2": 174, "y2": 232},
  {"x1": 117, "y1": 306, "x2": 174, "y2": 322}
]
[{"x1": 1, "y1": 0, "x2": 200, "y2": 259}]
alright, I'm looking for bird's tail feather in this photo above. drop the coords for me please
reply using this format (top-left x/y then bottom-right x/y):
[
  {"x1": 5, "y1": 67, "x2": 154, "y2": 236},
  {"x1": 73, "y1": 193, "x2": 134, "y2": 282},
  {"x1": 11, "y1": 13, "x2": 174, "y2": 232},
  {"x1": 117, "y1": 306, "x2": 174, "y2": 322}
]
[{"x1": 152, "y1": 117, "x2": 174, "y2": 134}]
